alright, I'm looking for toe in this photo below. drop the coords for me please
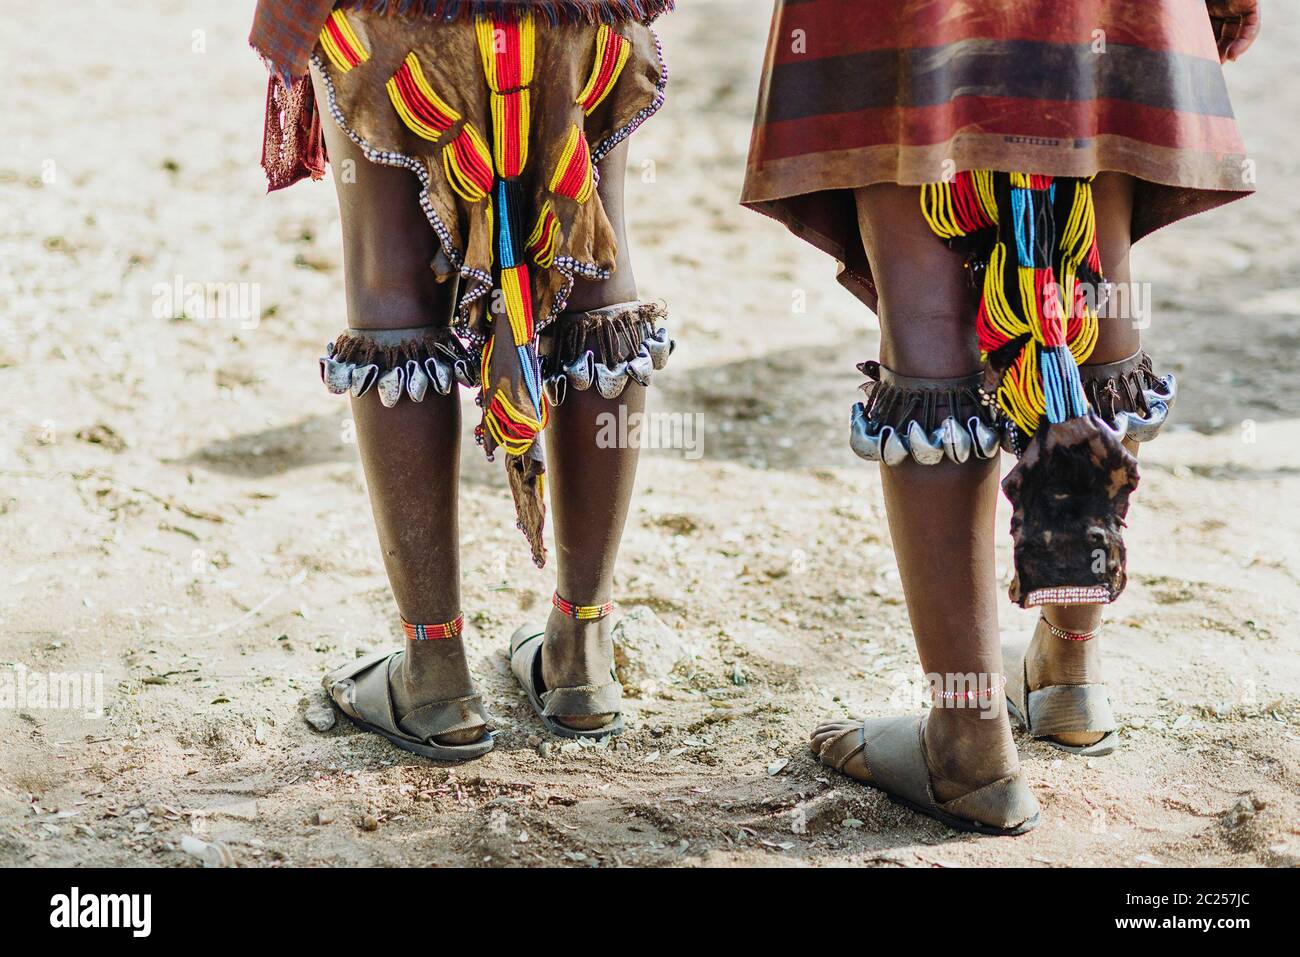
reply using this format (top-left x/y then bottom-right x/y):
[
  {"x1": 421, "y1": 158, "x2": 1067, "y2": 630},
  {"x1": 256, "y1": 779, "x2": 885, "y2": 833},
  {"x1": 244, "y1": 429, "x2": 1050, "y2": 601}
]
[
  {"x1": 810, "y1": 722, "x2": 856, "y2": 756},
  {"x1": 812, "y1": 719, "x2": 855, "y2": 739}
]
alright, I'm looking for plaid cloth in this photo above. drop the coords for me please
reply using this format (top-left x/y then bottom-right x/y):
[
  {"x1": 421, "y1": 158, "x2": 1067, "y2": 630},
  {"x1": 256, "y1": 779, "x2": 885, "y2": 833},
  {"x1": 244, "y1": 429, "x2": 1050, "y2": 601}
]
[
  {"x1": 250, "y1": 0, "x2": 674, "y2": 87},
  {"x1": 250, "y1": 0, "x2": 335, "y2": 88}
]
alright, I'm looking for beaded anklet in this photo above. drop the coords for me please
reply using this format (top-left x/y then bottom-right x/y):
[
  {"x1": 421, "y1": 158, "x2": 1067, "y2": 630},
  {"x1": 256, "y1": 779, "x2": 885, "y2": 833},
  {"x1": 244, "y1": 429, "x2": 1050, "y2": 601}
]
[
  {"x1": 931, "y1": 673, "x2": 1008, "y2": 703},
  {"x1": 552, "y1": 593, "x2": 614, "y2": 621},
  {"x1": 402, "y1": 614, "x2": 465, "y2": 641},
  {"x1": 1040, "y1": 617, "x2": 1097, "y2": 642}
]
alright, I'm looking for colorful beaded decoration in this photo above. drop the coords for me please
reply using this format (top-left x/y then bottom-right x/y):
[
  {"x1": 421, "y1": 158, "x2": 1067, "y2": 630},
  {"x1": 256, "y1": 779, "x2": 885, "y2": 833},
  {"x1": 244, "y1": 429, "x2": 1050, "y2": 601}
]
[
  {"x1": 549, "y1": 124, "x2": 595, "y2": 203},
  {"x1": 442, "y1": 123, "x2": 494, "y2": 202},
  {"x1": 1041, "y1": 617, "x2": 1098, "y2": 642},
  {"x1": 319, "y1": 9, "x2": 370, "y2": 73},
  {"x1": 576, "y1": 24, "x2": 632, "y2": 114},
  {"x1": 402, "y1": 615, "x2": 465, "y2": 641},
  {"x1": 526, "y1": 201, "x2": 561, "y2": 268},
  {"x1": 387, "y1": 53, "x2": 461, "y2": 141},
  {"x1": 473, "y1": 13, "x2": 548, "y2": 455},
  {"x1": 920, "y1": 171, "x2": 1102, "y2": 441},
  {"x1": 477, "y1": 15, "x2": 535, "y2": 178},
  {"x1": 552, "y1": 593, "x2": 615, "y2": 621}
]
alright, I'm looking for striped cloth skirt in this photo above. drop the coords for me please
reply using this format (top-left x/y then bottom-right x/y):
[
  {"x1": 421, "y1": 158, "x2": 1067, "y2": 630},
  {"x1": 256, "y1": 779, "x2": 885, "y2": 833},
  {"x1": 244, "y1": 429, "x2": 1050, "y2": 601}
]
[{"x1": 741, "y1": 0, "x2": 1254, "y2": 312}]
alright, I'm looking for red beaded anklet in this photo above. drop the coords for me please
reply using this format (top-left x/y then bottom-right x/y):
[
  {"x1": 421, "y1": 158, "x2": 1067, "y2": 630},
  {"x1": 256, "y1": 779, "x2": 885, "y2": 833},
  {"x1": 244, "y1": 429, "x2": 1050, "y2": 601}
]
[
  {"x1": 552, "y1": 593, "x2": 614, "y2": 621},
  {"x1": 1040, "y1": 617, "x2": 1097, "y2": 642},
  {"x1": 401, "y1": 614, "x2": 465, "y2": 641}
]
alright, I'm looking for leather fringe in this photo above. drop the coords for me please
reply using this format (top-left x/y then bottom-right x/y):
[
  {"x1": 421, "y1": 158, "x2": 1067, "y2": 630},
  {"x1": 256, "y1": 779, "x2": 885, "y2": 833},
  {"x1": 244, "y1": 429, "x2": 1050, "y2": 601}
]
[
  {"x1": 1080, "y1": 351, "x2": 1163, "y2": 425},
  {"x1": 541, "y1": 301, "x2": 667, "y2": 373},
  {"x1": 330, "y1": 328, "x2": 472, "y2": 374}
]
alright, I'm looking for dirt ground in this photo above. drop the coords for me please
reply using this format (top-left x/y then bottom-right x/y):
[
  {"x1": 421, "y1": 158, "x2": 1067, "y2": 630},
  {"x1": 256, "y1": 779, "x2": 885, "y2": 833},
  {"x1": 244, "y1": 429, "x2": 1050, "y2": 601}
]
[{"x1": 1, "y1": 1, "x2": 1297, "y2": 868}]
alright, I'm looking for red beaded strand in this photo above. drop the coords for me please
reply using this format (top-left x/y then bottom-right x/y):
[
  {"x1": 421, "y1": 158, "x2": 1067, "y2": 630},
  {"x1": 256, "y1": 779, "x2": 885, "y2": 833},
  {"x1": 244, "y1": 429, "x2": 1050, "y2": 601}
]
[
  {"x1": 1040, "y1": 617, "x2": 1097, "y2": 641},
  {"x1": 551, "y1": 593, "x2": 614, "y2": 621},
  {"x1": 402, "y1": 615, "x2": 465, "y2": 641}
]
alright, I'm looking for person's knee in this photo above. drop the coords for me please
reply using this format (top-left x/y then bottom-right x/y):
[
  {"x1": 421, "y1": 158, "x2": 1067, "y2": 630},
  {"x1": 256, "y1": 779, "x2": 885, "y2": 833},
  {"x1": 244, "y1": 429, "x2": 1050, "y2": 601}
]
[
  {"x1": 878, "y1": 308, "x2": 981, "y2": 378},
  {"x1": 344, "y1": 271, "x2": 455, "y2": 329},
  {"x1": 564, "y1": 276, "x2": 640, "y2": 314},
  {"x1": 1088, "y1": 314, "x2": 1142, "y2": 365}
]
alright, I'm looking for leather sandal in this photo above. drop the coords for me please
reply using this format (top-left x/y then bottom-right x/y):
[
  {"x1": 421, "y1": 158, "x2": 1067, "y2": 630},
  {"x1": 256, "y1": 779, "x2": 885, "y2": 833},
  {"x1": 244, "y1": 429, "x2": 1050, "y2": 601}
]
[{"x1": 814, "y1": 715, "x2": 1040, "y2": 836}]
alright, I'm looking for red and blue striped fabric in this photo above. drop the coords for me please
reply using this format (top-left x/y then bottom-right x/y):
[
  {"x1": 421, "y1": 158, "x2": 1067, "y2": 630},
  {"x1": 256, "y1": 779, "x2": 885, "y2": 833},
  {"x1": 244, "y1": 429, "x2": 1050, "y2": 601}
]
[{"x1": 742, "y1": 0, "x2": 1253, "y2": 311}]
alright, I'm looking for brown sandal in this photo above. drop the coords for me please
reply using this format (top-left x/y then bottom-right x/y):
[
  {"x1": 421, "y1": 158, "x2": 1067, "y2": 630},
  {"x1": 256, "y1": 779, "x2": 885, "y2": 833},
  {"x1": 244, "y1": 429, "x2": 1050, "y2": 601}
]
[
  {"x1": 814, "y1": 715, "x2": 1040, "y2": 836},
  {"x1": 323, "y1": 651, "x2": 494, "y2": 761},
  {"x1": 1003, "y1": 620, "x2": 1120, "y2": 756}
]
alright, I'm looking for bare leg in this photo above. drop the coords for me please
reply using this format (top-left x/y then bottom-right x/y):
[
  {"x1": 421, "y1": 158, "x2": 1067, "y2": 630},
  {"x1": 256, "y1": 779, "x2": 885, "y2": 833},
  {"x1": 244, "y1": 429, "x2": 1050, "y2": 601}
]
[
  {"x1": 313, "y1": 71, "x2": 481, "y2": 745},
  {"x1": 1028, "y1": 172, "x2": 1141, "y2": 746},
  {"x1": 540, "y1": 143, "x2": 644, "y2": 731},
  {"x1": 812, "y1": 183, "x2": 1019, "y2": 802}
]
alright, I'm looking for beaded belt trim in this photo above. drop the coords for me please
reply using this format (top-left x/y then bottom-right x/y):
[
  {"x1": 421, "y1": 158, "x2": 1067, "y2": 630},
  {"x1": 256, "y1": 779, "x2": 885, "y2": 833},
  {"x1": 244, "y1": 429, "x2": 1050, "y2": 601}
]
[
  {"x1": 1041, "y1": 617, "x2": 1097, "y2": 642},
  {"x1": 1022, "y1": 585, "x2": 1111, "y2": 607},
  {"x1": 402, "y1": 615, "x2": 465, "y2": 640},
  {"x1": 552, "y1": 593, "x2": 614, "y2": 621}
]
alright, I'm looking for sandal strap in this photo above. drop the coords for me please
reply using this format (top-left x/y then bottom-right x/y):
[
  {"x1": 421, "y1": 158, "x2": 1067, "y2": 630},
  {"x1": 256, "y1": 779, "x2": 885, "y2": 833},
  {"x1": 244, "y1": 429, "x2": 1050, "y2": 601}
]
[
  {"x1": 1004, "y1": 636, "x2": 1118, "y2": 737},
  {"x1": 818, "y1": 726, "x2": 867, "y2": 773},
  {"x1": 858, "y1": 715, "x2": 934, "y2": 809},
  {"x1": 322, "y1": 650, "x2": 402, "y2": 736},
  {"x1": 323, "y1": 651, "x2": 490, "y2": 744},
  {"x1": 399, "y1": 693, "x2": 491, "y2": 743},
  {"x1": 938, "y1": 773, "x2": 1041, "y2": 829},
  {"x1": 861, "y1": 715, "x2": 1039, "y2": 830}
]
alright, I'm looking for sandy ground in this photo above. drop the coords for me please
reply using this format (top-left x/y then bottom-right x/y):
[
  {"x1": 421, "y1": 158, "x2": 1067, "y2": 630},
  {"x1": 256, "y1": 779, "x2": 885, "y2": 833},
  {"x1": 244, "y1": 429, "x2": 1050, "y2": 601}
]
[{"x1": 1, "y1": 1, "x2": 1297, "y2": 868}]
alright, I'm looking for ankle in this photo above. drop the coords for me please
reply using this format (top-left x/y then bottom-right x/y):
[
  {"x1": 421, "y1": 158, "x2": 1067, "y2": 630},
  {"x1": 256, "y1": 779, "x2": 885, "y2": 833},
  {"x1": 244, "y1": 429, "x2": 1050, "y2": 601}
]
[
  {"x1": 1028, "y1": 616, "x2": 1103, "y2": 686},
  {"x1": 546, "y1": 591, "x2": 614, "y2": 644},
  {"x1": 547, "y1": 609, "x2": 605, "y2": 643},
  {"x1": 545, "y1": 603, "x2": 611, "y2": 648},
  {"x1": 400, "y1": 634, "x2": 467, "y2": 675},
  {"x1": 926, "y1": 690, "x2": 1011, "y2": 734},
  {"x1": 924, "y1": 704, "x2": 1020, "y2": 797},
  {"x1": 541, "y1": 594, "x2": 615, "y2": 686}
]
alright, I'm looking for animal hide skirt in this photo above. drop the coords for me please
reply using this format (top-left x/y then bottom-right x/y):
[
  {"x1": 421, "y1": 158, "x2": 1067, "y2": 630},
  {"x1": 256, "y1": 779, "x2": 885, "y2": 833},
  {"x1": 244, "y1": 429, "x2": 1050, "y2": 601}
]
[{"x1": 299, "y1": 7, "x2": 669, "y2": 565}]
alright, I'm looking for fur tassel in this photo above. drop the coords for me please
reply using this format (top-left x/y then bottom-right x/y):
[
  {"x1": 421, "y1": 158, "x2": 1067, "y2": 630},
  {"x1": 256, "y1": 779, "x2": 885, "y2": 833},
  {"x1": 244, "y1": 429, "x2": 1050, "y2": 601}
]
[{"x1": 506, "y1": 446, "x2": 549, "y2": 568}]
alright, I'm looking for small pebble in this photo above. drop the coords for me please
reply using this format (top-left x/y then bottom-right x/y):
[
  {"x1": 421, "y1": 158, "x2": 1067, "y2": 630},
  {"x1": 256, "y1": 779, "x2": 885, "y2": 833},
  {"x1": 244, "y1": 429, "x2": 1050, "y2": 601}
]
[
  {"x1": 305, "y1": 703, "x2": 336, "y2": 733},
  {"x1": 361, "y1": 815, "x2": 379, "y2": 832}
]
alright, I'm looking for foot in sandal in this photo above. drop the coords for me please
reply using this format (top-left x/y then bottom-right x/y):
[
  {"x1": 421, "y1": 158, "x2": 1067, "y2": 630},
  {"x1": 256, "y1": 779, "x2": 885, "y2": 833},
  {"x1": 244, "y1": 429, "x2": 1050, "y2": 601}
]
[
  {"x1": 323, "y1": 614, "x2": 494, "y2": 761},
  {"x1": 811, "y1": 695, "x2": 1039, "y2": 836},
  {"x1": 1003, "y1": 613, "x2": 1119, "y2": 755},
  {"x1": 509, "y1": 593, "x2": 624, "y2": 738}
]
